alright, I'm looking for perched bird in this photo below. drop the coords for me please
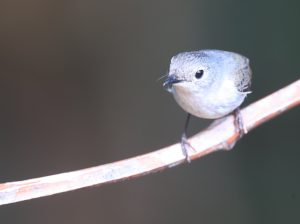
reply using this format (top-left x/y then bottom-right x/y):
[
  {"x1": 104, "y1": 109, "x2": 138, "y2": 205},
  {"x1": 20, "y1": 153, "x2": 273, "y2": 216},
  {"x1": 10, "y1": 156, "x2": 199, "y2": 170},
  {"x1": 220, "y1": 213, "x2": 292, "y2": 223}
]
[{"x1": 163, "y1": 49, "x2": 252, "y2": 162}]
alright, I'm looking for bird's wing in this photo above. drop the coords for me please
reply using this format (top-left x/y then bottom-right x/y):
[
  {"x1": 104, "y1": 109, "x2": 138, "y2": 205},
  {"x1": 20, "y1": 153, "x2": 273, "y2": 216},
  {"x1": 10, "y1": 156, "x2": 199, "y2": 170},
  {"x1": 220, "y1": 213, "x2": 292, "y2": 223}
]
[{"x1": 235, "y1": 64, "x2": 252, "y2": 93}]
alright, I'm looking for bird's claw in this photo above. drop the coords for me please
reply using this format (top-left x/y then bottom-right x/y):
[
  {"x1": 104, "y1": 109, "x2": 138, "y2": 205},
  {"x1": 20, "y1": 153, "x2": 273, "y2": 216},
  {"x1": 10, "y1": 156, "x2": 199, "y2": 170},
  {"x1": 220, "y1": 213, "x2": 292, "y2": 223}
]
[
  {"x1": 234, "y1": 108, "x2": 247, "y2": 138},
  {"x1": 181, "y1": 133, "x2": 196, "y2": 163}
]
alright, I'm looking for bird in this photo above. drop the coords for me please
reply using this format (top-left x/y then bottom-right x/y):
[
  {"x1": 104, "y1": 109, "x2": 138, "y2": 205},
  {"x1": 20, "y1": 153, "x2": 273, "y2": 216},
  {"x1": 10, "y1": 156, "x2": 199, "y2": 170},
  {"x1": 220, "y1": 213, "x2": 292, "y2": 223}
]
[{"x1": 163, "y1": 49, "x2": 252, "y2": 162}]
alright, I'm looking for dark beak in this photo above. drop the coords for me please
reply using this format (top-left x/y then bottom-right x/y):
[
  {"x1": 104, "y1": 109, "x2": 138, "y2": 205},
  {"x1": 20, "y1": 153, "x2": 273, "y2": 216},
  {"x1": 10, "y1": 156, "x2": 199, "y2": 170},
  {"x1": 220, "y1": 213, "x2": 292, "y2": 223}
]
[{"x1": 163, "y1": 74, "x2": 182, "y2": 90}]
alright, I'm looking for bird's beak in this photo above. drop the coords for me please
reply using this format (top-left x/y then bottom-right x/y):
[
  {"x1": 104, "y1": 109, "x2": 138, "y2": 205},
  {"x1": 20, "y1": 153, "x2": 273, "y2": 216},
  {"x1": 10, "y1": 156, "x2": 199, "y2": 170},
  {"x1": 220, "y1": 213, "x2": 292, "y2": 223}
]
[{"x1": 163, "y1": 74, "x2": 183, "y2": 91}]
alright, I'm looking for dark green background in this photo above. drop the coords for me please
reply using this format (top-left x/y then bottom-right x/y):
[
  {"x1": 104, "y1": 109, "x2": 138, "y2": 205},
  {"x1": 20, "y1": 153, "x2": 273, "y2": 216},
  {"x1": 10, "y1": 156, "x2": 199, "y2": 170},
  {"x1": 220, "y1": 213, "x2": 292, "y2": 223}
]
[{"x1": 1, "y1": 0, "x2": 299, "y2": 223}]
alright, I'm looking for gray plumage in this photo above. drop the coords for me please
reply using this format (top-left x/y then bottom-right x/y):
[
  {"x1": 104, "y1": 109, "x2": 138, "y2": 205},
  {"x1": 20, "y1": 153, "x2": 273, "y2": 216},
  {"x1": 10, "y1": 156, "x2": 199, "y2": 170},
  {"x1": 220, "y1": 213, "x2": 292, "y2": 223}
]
[{"x1": 164, "y1": 49, "x2": 252, "y2": 119}]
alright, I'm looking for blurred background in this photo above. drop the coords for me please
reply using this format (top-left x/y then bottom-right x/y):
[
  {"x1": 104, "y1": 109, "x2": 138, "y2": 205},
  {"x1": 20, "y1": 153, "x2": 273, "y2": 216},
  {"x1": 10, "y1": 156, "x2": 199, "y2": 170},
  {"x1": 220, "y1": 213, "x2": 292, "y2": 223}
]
[{"x1": 1, "y1": 0, "x2": 299, "y2": 223}]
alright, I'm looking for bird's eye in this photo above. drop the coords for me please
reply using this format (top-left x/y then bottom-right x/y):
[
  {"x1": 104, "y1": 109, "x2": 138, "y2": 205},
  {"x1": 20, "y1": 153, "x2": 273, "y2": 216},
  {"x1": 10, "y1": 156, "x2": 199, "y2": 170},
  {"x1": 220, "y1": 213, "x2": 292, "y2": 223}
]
[{"x1": 195, "y1": 70, "x2": 204, "y2": 79}]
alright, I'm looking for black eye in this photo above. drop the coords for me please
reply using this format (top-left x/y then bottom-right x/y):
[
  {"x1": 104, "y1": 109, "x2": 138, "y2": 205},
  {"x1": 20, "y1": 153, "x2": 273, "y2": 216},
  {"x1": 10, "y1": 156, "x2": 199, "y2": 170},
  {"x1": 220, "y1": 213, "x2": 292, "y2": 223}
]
[{"x1": 195, "y1": 70, "x2": 204, "y2": 79}]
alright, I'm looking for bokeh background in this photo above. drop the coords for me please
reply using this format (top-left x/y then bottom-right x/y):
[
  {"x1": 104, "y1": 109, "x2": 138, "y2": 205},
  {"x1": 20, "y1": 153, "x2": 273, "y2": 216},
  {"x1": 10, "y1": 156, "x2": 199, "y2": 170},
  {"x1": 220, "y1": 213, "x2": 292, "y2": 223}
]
[{"x1": 1, "y1": 0, "x2": 300, "y2": 223}]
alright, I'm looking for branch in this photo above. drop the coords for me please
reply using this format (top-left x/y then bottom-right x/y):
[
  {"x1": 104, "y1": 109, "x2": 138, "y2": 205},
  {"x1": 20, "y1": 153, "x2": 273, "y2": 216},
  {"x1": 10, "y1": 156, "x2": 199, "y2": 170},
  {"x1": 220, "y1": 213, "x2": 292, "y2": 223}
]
[{"x1": 1, "y1": 79, "x2": 300, "y2": 206}]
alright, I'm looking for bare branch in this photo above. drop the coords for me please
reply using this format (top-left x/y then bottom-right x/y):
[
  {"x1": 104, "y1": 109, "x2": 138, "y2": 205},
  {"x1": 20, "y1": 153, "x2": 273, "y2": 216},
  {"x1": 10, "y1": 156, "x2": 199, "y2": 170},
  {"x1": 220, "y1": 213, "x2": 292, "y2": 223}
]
[{"x1": 1, "y1": 79, "x2": 300, "y2": 206}]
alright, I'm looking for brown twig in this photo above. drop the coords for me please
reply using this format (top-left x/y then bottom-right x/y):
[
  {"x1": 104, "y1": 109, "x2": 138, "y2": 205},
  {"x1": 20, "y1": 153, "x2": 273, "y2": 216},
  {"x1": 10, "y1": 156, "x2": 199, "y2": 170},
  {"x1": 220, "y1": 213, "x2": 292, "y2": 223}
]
[{"x1": 1, "y1": 79, "x2": 300, "y2": 206}]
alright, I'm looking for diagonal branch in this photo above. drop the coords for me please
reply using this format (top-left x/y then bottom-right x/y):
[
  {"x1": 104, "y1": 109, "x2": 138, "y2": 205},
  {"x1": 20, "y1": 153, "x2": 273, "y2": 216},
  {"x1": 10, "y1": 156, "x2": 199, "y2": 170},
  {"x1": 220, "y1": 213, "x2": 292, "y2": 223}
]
[{"x1": 1, "y1": 79, "x2": 300, "y2": 206}]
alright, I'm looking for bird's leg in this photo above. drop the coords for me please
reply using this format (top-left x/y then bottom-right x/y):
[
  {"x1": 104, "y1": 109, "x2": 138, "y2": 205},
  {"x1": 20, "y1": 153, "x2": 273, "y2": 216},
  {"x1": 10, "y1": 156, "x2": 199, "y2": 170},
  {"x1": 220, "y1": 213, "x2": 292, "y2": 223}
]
[{"x1": 181, "y1": 113, "x2": 196, "y2": 163}]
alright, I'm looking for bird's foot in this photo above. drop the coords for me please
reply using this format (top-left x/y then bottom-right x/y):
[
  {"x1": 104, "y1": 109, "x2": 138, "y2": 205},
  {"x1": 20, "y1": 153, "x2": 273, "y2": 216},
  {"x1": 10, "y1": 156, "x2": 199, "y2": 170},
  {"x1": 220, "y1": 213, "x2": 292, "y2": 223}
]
[
  {"x1": 234, "y1": 108, "x2": 248, "y2": 138},
  {"x1": 222, "y1": 108, "x2": 247, "y2": 151},
  {"x1": 181, "y1": 133, "x2": 196, "y2": 163}
]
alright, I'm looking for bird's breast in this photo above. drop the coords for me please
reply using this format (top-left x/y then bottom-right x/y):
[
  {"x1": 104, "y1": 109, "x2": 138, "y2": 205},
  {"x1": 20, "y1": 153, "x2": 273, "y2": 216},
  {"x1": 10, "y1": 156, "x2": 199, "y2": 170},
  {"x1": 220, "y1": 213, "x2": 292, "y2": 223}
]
[{"x1": 172, "y1": 82, "x2": 246, "y2": 119}]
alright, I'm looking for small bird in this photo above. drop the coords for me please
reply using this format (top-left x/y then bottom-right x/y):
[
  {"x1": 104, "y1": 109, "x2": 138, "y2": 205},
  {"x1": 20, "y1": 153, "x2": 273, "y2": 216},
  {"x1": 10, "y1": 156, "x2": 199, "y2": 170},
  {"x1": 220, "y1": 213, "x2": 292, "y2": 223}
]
[{"x1": 163, "y1": 49, "x2": 252, "y2": 162}]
